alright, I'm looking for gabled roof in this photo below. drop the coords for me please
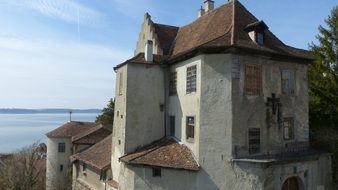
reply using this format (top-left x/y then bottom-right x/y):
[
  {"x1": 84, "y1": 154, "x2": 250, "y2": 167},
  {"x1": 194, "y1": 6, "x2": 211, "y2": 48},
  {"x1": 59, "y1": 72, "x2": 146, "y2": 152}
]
[
  {"x1": 72, "y1": 124, "x2": 112, "y2": 145},
  {"x1": 119, "y1": 138, "x2": 199, "y2": 171},
  {"x1": 114, "y1": 53, "x2": 167, "y2": 70},
  {"x1": 46, "y1": 121, "x2": 98, "y2": 138},
  {"x1": 116, "y1": 0, "x2": 312, "y2": 70},
  {"x1": 71, "y1": 134, "x2": 112, "y2": 170}
]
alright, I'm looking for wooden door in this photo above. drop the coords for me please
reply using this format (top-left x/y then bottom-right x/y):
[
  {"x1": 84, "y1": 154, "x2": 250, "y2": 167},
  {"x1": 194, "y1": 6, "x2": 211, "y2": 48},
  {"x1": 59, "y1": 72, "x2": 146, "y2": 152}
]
[{"x1": 282, "y1": 177, "x2": 299, "y2": 190}]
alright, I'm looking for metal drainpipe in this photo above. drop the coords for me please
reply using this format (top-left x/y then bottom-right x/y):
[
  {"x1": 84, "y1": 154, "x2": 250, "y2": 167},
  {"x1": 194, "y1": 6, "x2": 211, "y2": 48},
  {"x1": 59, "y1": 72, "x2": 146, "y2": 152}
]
[{"x1": 162, "y1": 64, "x2": 168, "y2": 137}]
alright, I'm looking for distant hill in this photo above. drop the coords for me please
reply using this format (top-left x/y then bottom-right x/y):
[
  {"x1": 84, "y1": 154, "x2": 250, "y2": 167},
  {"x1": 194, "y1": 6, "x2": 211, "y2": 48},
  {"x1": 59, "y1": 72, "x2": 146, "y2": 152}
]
[{"x1": 0, "y1": 109, "x2": 102, "y2": 114}]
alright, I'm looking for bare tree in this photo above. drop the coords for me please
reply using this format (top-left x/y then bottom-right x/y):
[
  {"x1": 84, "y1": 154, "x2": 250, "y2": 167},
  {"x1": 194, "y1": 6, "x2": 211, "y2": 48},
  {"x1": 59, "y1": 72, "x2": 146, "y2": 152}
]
[{"x1": 0, "y1": 143, "x2": 46, "y2": 190}]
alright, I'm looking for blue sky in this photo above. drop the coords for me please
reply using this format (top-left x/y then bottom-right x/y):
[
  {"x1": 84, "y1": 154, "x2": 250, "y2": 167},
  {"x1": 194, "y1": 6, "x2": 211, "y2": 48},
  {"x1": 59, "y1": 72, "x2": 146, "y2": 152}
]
[{"x1": 0, "y1": 0, "x2": 336, "y2": 109}]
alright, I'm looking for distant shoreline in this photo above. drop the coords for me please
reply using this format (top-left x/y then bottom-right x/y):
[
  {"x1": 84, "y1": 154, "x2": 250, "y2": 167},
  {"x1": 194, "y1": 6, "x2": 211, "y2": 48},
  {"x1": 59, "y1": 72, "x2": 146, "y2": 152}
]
[{"x1": 0, "y1": 109, "x2": 102, "y2": 114}]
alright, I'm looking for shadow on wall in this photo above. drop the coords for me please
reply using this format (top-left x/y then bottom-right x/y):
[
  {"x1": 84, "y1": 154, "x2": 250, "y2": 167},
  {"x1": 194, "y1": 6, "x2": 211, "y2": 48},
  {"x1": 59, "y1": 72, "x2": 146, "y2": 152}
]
[{"x1": 132, "y1": 167, "x2": 219, "y2": 190}]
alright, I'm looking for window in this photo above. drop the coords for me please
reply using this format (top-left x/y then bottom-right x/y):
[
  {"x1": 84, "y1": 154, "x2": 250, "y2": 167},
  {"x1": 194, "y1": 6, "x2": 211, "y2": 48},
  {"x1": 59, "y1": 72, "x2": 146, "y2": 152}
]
[
  {"x1": 245, "y1": 64, "x2": 261, "y2": 95},
  {"x1": 186, "y1": 116, "x2": 195, "y2": 140},
  {"x1": 283, "y1": 118, "x2": 294, "y2": 140},
  {"x1": 169, "y1": 116, "x2": 175, "y2": 137},
  {"x1": 58, "y1": 143, "x2": 65, "y2": 153},
  {"x1": 281, "y1": 69, "x2": 295, "y2": 95},
  {"x1": 169, "y1": 72, "x2": 177, "y2": 96},
  {"x1": 118, "y1": 72, "x2": 123, "y2": 95},
  {"x1": 82, "y1": 163, "x2": 87, "y2": 172},
  {"x1": 59, "y1": 165, "x2": 63, "y2": 172},
  {"x1": 248, "y1": 128, "x2": 260, "y2": 154},
  {"x1": 256, "y1": 32, "x2": 264, "y2": 45},
  {"x1": 100, "y1": 171, "x2": 107, "y2": 181},
  {"x1": 152, "y1": 168, "x2": 161, "y2": 177},
  {"x1": 186, "y1": 65, "x2": 197, "y2": 93}
]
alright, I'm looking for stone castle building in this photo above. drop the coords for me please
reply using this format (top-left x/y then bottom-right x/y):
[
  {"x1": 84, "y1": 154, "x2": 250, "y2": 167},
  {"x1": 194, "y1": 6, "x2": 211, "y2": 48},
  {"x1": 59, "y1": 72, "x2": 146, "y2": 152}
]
[
  {"x1": 46, "y1": 0, "x2": 333, "y2": 190},
  {"x1": 46, "y1": 121, "x2": 113, "y2": 190},
  {"x1": 111, "y1": 0, "x2": 332, "y2": 190}
]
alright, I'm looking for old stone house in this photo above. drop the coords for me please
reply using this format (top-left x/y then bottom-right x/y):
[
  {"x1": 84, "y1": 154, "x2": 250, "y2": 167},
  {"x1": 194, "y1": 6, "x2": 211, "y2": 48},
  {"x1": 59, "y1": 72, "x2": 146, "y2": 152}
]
[
  {"x1": 111, "y1": 0, "x2": 332, "y2": 190},
  {"x1": 46, "y1": 121, "x2": 112, "y2": 190}
]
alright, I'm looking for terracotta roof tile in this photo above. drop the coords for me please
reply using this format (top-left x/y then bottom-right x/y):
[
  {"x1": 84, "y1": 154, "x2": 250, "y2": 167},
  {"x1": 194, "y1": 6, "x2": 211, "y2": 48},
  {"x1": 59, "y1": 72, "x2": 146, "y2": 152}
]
[
  {"x1": 153, "y1": 23, "x2": 179, "y2": 55},
  {"x1": 46, "y1": 121, "x2": 98, "y2": 138},
  {"x1": 71, "y1": 135, "x2": 112, "y2": 170},
  {"x1": 72, "y1": 124, "x2": 112, "y2": 145},
  {"x1": 116, "y1": 0, "x2": 312, "y2": 70},
  {"x1": 107, "y1": 178, "x2": 118, "y2": 189},
  {"x1": 114, "y1": 53, "x2": 167, "y2": 70},
  {"x1": 171, "y1": 2, "x2": 233, "y2": 57},
  {"x1": 120, "y1": 138, "x2": 199, "y2": 171}
]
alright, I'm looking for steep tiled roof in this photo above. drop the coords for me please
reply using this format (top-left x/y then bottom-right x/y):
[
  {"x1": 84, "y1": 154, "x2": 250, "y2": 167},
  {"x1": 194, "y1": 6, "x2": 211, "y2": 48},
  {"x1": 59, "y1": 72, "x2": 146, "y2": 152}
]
[
  {"x1": 120, "y1": 138, "x2": 199, "y2": 171},
  {"x1": 114, "y1": 53, "x2": 167, "y2": 70},
  {"x1": 72, "y1": 124, "x2": 112, "y2": 145},
  {"x1": 171, "y1": 2, "x2": 233, "y2": 57},
  {"x1": 46, "y1": 121, "x2": 98, "y2": 138},
  {"x1": 116, "y1": 0, "x2": 312, "y2": 70},
  {"x1": 71, "y1": 135, "x2": 112, "y2": 170},
  {"x1": 171, "y1": 0, "x2": 312, "y2": 60},
  {"x1": 153, "y1": 23, "x2": 179, "y2": 55}
]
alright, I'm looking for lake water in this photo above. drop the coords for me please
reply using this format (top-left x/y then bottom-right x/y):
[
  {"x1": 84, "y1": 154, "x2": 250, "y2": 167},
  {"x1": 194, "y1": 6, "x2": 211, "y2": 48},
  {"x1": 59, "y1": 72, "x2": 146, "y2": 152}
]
[{"x1": 0, "y1": 113, "x2": 99, "y2": 153}]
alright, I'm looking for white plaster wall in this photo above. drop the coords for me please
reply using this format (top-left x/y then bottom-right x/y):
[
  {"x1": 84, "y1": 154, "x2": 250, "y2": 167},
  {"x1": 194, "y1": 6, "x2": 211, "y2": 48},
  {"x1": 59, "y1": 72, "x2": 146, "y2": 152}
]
[
  {"x1": 73, "y1": 162, "x2": 106, "y2": 190},
  {"x1": 135, "y1": 14, "x2": 163, "y2": 55},
  {"x1": 112, "y1": 65, "x2": 128, "y2": 182},
  {"x1": 125, "y1": 63, "x2": 165, "y2": 153},
  {"x1": 231, "y1": 55, "x2": 310, "y2": 157},
  {"x1": 46, "y1": 137, "x2": 72, "y2": 190},
  {"x1": 199, "y1": 54, "x2": 233, "y2": 189},
  {"x1": 168, "y1": 55, "x2": 202, "y2": 160}
]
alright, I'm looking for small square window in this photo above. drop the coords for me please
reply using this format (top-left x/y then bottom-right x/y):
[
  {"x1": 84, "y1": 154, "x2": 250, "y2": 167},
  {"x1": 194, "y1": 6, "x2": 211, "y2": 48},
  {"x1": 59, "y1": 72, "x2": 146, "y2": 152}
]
[
  {"x1": 118, "y1": 72, "x2": 123, "y2": 95},
  {"x1": 58, "y1": 143, "x2": 65, "y2": 153},
  {"x1": 256, "y1": 32, "x2": 264, "y2": 45},
  {"x1": 100, "y1": 171, "x2": 107, "y2": 181},
  {"x1": 186, "y1": 116, "x2": 195, "y2": 140},
  {"x1": 283, "y1": 118, "x2": 294, "y2": 140},
  {"x1": 83, "y1": 163, "x2": 87, "y2": 172},
  {"x1": 186, "y1": 65, "x2": 197, "y2": 94},
  {"x1": 281, "y1": 69, "x2": 295, "y2": 95},
  {"x1": 169, "y1": 72, "x2": 177, "y2": 96},
  {"x1": 248, "y1": 128, "x2": 260, "y2": 154},
  {"x1": 152, "y1": 168, "x2": 161, "y2": 177},
  {"x1": 245, "y1": 64, "x2": 261, "y2": 95}
]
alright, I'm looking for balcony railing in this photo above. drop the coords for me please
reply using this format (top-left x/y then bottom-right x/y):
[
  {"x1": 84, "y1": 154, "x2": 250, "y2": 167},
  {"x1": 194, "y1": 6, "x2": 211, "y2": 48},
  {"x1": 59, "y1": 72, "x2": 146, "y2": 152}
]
[{"x1": 234, "y1": 141, "x2": 321, "y2": 161}]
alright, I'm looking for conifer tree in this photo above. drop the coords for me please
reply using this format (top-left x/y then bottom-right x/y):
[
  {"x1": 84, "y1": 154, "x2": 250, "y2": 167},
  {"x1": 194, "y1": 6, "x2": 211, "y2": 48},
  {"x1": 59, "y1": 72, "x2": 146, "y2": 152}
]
[
  {"x1": 309, "y1": 6, "x2": 338, "y2": 128},
  {"x1": 96, "y1": 98, "x2": 115, "y2": 125}
]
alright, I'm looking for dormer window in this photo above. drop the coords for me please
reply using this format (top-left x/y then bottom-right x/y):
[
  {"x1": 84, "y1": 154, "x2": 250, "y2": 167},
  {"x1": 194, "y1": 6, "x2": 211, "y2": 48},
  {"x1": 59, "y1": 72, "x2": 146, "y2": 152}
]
[
  {"x1": 256, "y1": 32, "x2": 264, "y2": 45},
  {"x1": 244, "y1": 20, "x2": 269, "y2": 46}
]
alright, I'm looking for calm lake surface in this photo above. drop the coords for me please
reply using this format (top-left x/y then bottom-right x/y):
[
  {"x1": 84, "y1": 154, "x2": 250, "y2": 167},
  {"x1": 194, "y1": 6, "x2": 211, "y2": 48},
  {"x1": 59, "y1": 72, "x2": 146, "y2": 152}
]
[{"x1": 0, "y1": 113, "x2": 99, "y2": 153}]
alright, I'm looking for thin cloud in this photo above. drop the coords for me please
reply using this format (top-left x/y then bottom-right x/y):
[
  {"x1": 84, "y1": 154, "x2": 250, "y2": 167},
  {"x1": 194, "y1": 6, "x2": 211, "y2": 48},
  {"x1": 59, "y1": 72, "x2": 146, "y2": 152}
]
[{"x1": 1, "y1": 0, "x2": 104, "y2": 26}]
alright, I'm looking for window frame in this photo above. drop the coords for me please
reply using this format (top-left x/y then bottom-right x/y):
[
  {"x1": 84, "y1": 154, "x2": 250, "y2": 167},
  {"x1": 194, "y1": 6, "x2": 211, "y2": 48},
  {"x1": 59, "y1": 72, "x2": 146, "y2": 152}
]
[
  {"x1": 186, "y1": 65, "x2": 197, "y2": 94},
  {"x1": 169, "y1": 116, "x2": 175, "y2": 137},
  {"x1": 248, "y1": 128, "x2": 260, "y2": 154},
  {"x1": 58, "y1": 143, "x2": 66, "y2": 153},
  {"x1": 118, "y1": 72, "x2": 123, "y2": 95},
  {"x1": 186, "y1": 116, "x2": 195, "y2": 141},
  {"x1": 256, "y1": 32, "x2": 264, "y2": 45},
  {"x1": 152, "y1": 168, "x2": 161, "y2": 177},
  {"x1": 283, "y1": 117, "x2": 294, "y2": 141},
  {"x1": 281, "y1": 69, "x2": 296, "y2": 95},
  {"x1": 245, "y1": 64, "x2": 262, "y2": 96},
  {"x1": 169, "y1": 72, "x2": 177, "y2": 96}
]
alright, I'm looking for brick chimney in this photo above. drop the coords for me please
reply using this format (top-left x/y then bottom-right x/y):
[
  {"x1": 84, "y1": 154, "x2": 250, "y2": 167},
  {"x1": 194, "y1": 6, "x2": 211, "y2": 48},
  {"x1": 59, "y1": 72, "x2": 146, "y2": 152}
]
[
  {"x1": 204, "y1": 0, "x2": 214, "y2": 13},
  {"x1": 145, "y1": 40, "x2": 153, "y2": 62},
  {"x1": 198, "y1": 6, "x2": 205, "y2": 18}
]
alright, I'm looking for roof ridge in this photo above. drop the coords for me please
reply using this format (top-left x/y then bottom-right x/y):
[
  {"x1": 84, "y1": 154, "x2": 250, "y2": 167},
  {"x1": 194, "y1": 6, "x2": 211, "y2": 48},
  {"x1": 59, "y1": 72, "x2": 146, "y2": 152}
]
[
  {"x1": 231, "y1": 0, "x2": 236, "y2": 45},
  {"x1": 154, "y1": 23, "x2": 179, "y2": 29}
]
